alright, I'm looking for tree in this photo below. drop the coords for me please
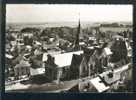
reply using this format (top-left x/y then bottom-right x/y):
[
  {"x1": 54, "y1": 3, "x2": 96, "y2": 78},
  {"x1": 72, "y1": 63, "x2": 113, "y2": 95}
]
[{"x1": 21, "y1": 27, "x2": 40, "y2": 34}]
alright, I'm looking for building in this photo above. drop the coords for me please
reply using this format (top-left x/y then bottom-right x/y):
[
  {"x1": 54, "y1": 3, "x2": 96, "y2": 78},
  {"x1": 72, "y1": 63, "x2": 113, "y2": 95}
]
[
  {"x1": 44, "y1": 51, "x2": 84, "y2": 83},
  {"x1": 78, "y1": 77, "x2": 110, "y2": 92},
  {"x1": 73, "y1": 19, "x2": 81, "y2": 50},
  {"x1": 29, "y1": 53, "x2": 44, "y2": 77},
  {"x1": 14, "y1": 58, "x2": 31, "y2": 80},
  {"x1": 78, "y1": 63, "x2": 132, "y2": 92}
]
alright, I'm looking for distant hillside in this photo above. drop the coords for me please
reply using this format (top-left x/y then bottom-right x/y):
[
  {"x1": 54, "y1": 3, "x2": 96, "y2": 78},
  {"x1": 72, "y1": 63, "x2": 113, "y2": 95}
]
[{"x1": 7, "y1": 21, "x2": 132, "y2": 29}]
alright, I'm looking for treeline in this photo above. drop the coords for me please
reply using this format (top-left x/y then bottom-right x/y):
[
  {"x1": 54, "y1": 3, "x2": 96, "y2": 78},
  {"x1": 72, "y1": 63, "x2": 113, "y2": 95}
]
[
  {"x1": 40, "y1": 27, "x2": 77, "y2": 42},
  {"x1": 17, "y1": 25, "x2": 132, "y2": 43},
  {"x1": 100, "y1": 23, "x2": 132, "y2": 27}
]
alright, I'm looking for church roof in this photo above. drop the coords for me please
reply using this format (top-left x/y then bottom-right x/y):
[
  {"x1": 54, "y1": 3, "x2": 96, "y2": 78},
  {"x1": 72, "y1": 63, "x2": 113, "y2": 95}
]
[{"x1": 53, "y1": 51, "x2": 84, "y2": 68}]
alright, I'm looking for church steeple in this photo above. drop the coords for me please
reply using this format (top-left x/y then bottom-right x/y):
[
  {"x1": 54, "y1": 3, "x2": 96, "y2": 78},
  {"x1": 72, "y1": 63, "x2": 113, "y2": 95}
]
[
  {"x1": 77, "y1": 13, "x2": 81, "y2": 40},
  {"x1": 76, "y1": 19, "x2": 80, "y2": 44},
  {"x1": 73, "y1": 18, "x2": 81, "y2": 50}
]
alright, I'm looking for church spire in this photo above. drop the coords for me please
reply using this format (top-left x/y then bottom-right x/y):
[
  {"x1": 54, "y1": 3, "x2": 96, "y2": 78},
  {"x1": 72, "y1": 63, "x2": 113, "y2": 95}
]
[
  {"x1": 78, "y1": 12, "x2": 81, "y2": 36},
  {"x1": 74, "y1": 15, "x2": 81, "y2": 50}
]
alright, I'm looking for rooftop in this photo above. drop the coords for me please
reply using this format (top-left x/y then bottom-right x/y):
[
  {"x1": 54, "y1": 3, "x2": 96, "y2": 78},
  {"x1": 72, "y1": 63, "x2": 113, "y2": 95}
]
[
  {"x1": 90, "y1": 77, "x2": 110, "y2": 93},
  {"x1": 50, "y1": 51, "x2": 84, "y2": 68}
]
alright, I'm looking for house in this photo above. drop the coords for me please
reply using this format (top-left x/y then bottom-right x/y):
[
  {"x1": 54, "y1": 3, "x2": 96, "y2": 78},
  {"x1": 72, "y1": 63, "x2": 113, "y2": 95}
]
[
  {"x1": 16, "y1": 38, "x2": 24, "y2": 46},
  {"x1": 78, "y1": 76, "x2": 111, "y2": 92},
  {"x1": 6, "y1": 54, "x2": 14, "y2": 59},
  {"x1": 49, "y1": 37, "x2": 55, "y2": 42},
  {"x1": 78, "y1": 63, "x2": 131, "y2": 93},
  {"x1": 33, "y1": 41, "x2": 42, "y2": 46},
  {"x1": 88, "y1": 36, "x2": 96, "y2": 41},
  {"x1": 30, "y1": 67, "x2": 45, "y2": 76},
  {"x1": 79, "y1": 42, "x2": 85, "y2": 46},
  {"x1": 23, "y1": 32, "x2": 33, "y2": 37},
  {"x1": 29, "y1": 53, "x2": 44, "y2": 76},
  {"x1": 99, "y1": 63, "x2": 131, "y2": 85},
  {"x1": 89, "y1": 77, "x2": 110, "y2": 92},
  {"x1": 29, "y1": 50, "x2": 61, "y2": 77},
  {"x1": 5, "y1": 53, "x2": 14, "y2": 78},
  {"x1": 14, "y1": 59, "x2": 31, "y2": 80},
  {"x1": 7, "y1": 28, "x2": 21, "y2": 39},
  {"x1": 11, "y1": 41, "x2": 17, "y2": 46},
  {"x1": 103, "y1": 47, "x2": 112, "y2": 56}
]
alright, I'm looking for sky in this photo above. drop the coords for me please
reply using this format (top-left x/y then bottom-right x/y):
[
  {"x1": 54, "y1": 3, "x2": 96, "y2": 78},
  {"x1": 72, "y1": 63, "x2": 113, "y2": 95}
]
[{"x1": 6, "y1": 4, "x2": 133, "y2": 23}]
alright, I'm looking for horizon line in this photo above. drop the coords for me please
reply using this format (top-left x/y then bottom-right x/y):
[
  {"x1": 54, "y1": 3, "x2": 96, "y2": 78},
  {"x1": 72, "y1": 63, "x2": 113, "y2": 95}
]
[{"x1": 6, "y1": 21, "x2": 132, "y2": 24}]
